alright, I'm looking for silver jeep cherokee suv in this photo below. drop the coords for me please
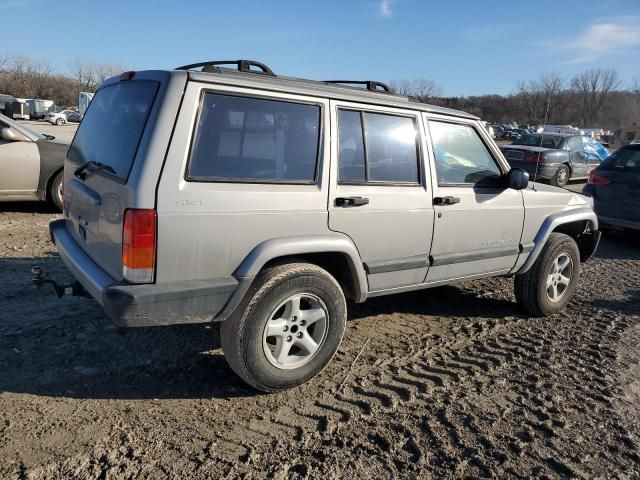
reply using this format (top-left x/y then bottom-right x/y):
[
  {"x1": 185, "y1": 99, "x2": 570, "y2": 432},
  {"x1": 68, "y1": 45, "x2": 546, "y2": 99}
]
[{"x1": 48, "y1": 60, "x2": 600, "y2": 391}]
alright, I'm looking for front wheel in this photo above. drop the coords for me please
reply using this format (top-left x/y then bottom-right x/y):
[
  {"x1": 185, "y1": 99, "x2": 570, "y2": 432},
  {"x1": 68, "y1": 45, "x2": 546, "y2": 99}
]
[
  {"x1": 220, "y1": 262, "x2": 347, "y2": 392},
  {"x1": 514, "y1": 233, "x2": 580, "y2": 316},
  {"x1": 55, "y1": 117, "x2": 66, "y2": 126}
]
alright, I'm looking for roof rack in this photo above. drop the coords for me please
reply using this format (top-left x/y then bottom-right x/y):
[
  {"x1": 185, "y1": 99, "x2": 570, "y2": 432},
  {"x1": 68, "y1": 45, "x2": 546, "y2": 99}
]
[
  {"x1": 324, "y1": 80, "x2": 392, "y2": 93},
  {"x1": 175, "y1": 60, "x2": 275, "y2": 76}
]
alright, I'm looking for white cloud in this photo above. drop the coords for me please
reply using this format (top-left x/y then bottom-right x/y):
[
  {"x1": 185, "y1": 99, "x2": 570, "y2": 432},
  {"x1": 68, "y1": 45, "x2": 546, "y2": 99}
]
[
  {"x1": 561, "y1": 18, "x2": 640, "y2": 64},
  {"x1": 379, "y1": 0, "x2": 392, "y2": 18}
]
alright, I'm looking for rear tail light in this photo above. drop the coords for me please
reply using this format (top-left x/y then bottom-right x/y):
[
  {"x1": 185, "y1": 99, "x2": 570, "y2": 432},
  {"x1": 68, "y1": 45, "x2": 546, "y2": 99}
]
[
  {"x1": 523, "y1": 152, "x2": 547, "y2": 162},
  {"x1": 122, "y1": 209, "x2": 156, "y2": 283},
  {"x1": 588, "y1": 171, "x2": 611, "y2": 186}
]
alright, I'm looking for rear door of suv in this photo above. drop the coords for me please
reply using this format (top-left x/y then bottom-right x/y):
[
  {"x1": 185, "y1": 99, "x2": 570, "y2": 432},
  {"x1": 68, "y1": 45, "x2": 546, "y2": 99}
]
[
  {"x1": 328, "y1": 100, "x2": 434, "y2": 292},
  {"x1": 423, "y1": 113, "x2": 525, "y2": 283}
]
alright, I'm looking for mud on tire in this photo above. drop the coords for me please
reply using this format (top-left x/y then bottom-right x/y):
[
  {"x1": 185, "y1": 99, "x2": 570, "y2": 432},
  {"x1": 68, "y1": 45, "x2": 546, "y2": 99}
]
[
  {"x1": 514, "y1": 232, "x2": 580, "y2": 316},
  {"x1": 220, "y1": 262, "x2": 347, "y2": 392}
]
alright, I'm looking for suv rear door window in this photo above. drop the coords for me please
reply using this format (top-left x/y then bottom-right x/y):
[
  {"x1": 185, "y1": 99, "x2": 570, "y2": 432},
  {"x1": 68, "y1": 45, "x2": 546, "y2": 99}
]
[
  {"x1": 188, "y1": 94, "x2": 321, "y2": 183},
  {"x1": 337, "y1": 109, "x2": 419, "y2": 184},
  {"x1": 67, "y1": 81, "x2": 159, "y2": 181},
  {"x1": 429, "y1": 121, "x2": 502, "y2": 185}
]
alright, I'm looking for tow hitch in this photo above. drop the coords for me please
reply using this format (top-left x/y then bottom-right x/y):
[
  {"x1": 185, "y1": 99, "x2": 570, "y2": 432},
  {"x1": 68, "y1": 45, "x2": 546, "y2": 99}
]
[{"x1": 31, "y1": 265, "x2": 86, "y2": 298}]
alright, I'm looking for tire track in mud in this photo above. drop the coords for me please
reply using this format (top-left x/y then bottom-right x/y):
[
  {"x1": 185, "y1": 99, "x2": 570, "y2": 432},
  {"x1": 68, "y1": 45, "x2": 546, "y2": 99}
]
[{"x1": 207, "y1": 271, "x2": 640, "y2": 479}]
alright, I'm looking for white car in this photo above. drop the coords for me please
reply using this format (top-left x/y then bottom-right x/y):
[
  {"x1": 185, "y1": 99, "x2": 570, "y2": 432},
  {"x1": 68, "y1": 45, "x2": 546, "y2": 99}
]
[{"x1": 46, "y1": 110, "x2": 82, "y2": 126}]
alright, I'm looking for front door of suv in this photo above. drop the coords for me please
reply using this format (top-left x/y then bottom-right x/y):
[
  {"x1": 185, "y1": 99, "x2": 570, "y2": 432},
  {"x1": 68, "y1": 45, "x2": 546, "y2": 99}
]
[
  {"x1": 423, "y1": 114, "x2": 525, "y2": 284},
  {"x1": 328, "y1": 101, "x2": 434, "y2": 292}
]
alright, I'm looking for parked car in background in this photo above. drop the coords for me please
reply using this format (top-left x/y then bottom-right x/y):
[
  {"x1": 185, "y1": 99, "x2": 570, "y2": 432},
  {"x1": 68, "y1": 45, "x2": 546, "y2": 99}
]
[
  {"x1": 47, "y1": 109, "x2": 82, "y2": 126},
  {"x1": 500, "y1": 133, "x2": 606, "y2": 187},
  {"x1": 491, "y1": 125, "x2": 505, "y2": 139},
  {"x1": 583, "y1": 144, "x2": 640, "y2": 231},
  {"x1": 0, "y1": 113, "x2": 68, "y2": 209}
]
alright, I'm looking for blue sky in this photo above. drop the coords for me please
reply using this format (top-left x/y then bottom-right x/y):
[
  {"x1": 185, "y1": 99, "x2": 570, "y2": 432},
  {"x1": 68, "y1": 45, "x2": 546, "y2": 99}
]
[{"x1": 2, "y1": 0, "x2": 639, "y2": 96}]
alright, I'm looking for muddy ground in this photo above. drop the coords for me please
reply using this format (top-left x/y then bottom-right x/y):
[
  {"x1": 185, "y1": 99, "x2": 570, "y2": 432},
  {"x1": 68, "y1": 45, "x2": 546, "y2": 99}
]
[{"x1": 0, "y1": 202, "x2": 639, "y2": 479}]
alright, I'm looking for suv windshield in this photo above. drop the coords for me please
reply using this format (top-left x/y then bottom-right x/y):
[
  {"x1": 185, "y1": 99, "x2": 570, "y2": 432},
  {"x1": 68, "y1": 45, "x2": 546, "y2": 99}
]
[
  {"x1": 513, "y1": 134, "x2": 563, "y2": 149},
  {"x1": 67, "y1": 80, "x2": 159, "y2": 181}
]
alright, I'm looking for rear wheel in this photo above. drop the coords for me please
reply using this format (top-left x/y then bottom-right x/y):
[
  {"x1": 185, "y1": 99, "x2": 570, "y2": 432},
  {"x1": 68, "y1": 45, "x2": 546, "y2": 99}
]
[
  {"x1": 515, "y1": 233, "x2": 580, "y2": 316},
  {"x1": 55, "y1": 117, "x2": 66, "y2": 126},
  {"x1": 47, "y1": 171, "x2": 63, "y2": 211},
  {"x1": 550, "y1": 164, "x2": 570, "y2": 187},
  {"x1": 220, "y1": 262, "x2": 347, "y2": 392}
]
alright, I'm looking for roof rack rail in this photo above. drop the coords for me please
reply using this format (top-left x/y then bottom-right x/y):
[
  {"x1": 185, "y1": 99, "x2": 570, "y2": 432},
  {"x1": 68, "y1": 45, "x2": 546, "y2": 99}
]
[
  {"x1": 324, "y1": 80, "x2": 392, "y2": 93},
  {"x1": 175, "y1": 60, "x2": 275, "y2": 76}
]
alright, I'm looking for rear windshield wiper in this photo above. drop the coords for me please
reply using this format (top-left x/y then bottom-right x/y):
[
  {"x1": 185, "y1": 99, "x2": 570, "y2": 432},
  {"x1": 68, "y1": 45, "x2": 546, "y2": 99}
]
[{"x1": 74, "y1": 161, "x2": 116, "y2": 180}]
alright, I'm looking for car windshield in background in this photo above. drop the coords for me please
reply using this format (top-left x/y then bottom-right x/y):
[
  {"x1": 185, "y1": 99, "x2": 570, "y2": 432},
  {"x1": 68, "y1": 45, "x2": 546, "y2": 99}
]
[
  {"x1": 67, "y1": 80, "x2": 159, "y2": 181},
  {"x1": 513, "y1": 134, "x2": 563, "y2": 149}
]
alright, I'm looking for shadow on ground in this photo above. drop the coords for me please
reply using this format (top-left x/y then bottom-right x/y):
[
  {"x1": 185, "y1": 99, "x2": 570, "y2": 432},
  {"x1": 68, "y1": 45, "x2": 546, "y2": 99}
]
[{"x1": 1, "y1": 231, "x2": 637, "y2": 401}]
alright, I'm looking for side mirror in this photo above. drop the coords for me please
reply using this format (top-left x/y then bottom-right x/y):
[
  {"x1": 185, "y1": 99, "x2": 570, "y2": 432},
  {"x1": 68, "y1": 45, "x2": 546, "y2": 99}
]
[
  {"x1": 1, "y1": 127, "x2": 29, "y2": 142},
  {"x1": 505, "y1": 168, "x2": 529, "y2": 190}
]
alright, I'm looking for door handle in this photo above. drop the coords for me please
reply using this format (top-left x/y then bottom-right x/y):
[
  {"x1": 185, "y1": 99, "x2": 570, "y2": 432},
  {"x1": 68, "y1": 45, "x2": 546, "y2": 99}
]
[
  {"x1": 433, "y1": 196, "x2": 460, "y2": 206},
  {"x1": 335, "y1": 196, "x2": 369, "y2": 207}
]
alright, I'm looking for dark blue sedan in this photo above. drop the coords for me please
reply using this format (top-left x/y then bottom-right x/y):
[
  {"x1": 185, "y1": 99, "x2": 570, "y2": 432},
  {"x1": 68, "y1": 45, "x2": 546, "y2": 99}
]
[{"x1": 583, "y1": 144, "x2": 640, "y2": 231}]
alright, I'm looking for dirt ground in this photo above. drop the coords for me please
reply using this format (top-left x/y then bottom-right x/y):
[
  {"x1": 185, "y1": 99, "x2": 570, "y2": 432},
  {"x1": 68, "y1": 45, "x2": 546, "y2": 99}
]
[{"x1": 1, "y1": 202, "x2": 639, "y2": 479}]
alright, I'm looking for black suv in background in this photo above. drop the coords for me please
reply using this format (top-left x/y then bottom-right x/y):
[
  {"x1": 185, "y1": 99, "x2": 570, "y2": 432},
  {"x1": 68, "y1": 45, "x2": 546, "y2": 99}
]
[{"x1": 583, "y1": 144, "x2": 640, "y2": 231}]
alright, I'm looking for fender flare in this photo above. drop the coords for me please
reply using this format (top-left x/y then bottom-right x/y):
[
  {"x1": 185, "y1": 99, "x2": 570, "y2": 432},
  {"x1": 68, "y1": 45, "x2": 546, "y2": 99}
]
[
  {"x1": 516, "y1": 206, "x2": 598, "y2": 274},
  {"x1": 213, "y1": 234, "x2": 368, "y2": 321}
]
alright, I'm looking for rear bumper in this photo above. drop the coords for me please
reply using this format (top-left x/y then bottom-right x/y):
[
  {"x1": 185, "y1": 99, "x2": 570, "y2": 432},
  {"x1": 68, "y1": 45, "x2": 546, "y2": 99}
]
[{"x1": 50, "y1": 219, "x2": 240, "y2": 327}]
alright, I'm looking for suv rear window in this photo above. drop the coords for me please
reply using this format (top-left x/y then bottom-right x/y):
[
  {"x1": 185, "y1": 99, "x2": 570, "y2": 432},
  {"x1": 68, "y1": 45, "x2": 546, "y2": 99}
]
[
  {"x1": 187, "y1": 93, "x2": 321, "y2": 183},
  {"x1": 67, "y1": 80, "x2": 159, "y2": 181}
]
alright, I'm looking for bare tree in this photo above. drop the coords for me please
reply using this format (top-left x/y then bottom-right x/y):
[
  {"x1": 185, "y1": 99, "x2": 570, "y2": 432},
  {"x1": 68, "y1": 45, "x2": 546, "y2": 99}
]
[
  {"x1": 68, "y1": 59, "x2": 124, "y2": 91},
  {"x1": 515, "y1": 72, "x2": 569, "y2": 125},
  {"x1": 571, "y1": 69, "x2": 621, "y2": 127},
  {"x1": 389, "y1": 78, "x2": 443, "y2": 101}
]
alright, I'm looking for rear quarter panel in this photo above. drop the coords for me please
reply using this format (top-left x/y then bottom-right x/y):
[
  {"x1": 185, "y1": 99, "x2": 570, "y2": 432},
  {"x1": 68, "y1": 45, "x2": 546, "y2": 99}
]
[{"x1": 155, "y1": 81, "x2": 332, "y2": 283}]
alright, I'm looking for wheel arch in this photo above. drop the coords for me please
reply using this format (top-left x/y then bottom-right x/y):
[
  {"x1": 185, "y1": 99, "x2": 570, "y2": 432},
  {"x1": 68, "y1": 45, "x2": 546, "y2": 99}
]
[
  {"x1": 213, "y1": 235, "x2": 368, "y2": 323},
  {"x1": 233, "y1": 235, "x2": 368, "y2": 303},
  {"x1": 517, "y1": 207, "x2": 600, "y2": 274}
]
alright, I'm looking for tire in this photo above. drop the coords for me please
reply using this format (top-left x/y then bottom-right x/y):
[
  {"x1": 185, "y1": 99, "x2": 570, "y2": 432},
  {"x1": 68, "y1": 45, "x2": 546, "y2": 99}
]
[
  {"x1": 55, "y1": 117, "x2": 66, "y2": 126},
  {"x1": 47, "y1": 170, "x2": 63, "y2": 211},
  {"x1": 220, "y1": 262, "x2": 347, "y2": 392},
  {"x1": 550, "y1": 164, "x2": 570, "y2": 187},
  {"x1": 514, "y1": 232, "x2": 580, "y2": 316}
]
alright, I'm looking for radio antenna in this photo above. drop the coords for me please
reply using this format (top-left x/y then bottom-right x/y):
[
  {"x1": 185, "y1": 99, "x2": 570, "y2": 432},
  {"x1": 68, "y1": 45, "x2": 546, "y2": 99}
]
[{"x1": 532, "y1": 94, "x2": 552, "y2": 191}]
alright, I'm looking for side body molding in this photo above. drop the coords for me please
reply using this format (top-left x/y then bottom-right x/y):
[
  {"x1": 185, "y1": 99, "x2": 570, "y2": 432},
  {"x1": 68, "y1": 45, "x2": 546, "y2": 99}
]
[{"x1": 515, "y1": 206, "x2": 598, "y2": 274}]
